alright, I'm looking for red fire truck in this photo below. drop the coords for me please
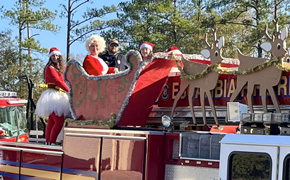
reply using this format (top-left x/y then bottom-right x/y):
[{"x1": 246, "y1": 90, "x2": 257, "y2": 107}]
[
  {"x1": 0, "y1": 91, "x2": 29, "y2": 143},
  {"x1": 0, "y1": 49, "x2": 289, "y2": 180}
]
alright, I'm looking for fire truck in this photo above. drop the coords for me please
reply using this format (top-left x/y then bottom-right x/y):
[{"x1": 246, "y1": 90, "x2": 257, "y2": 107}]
[
  {"x1": 0, "y1": 21, "x2": 290, "y2": 179},
  {"x1": 0, "y1": 91, "x2": 29, "y2": 143},
  {"x1": 0, "y1": 51, "x2": 287, "y2": 180}
]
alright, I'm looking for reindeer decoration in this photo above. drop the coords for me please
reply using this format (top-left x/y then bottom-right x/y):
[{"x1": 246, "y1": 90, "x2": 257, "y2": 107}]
[
  {"x1": 283, "y1": 48, "x2": 290, "y2": 67},
  {"x1": 228, "y1": 19, "x2": 288, "y2": 118},
  {"x1": 171, "y1": 29, "x2": 224, "y2": 125}
]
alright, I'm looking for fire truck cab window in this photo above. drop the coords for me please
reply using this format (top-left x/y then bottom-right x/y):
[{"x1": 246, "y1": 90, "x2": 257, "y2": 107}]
[
  {"x1": 229, "y1": 152, "x2": 271, "y2": 180},
  {"x1": 283, "y1": 154, "x2": 290, "y2": 180},
  {"x1": 0, "y1": 106, "x2": 28, "y2": 137}
]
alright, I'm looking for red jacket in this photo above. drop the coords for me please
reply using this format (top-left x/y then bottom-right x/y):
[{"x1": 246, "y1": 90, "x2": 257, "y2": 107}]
[
  {"x1": 45, "y1": 65, "x2": 69, "y2": 92},
  {"x1": 83, "y1": 55, "x2": 115, "y2": 76}
]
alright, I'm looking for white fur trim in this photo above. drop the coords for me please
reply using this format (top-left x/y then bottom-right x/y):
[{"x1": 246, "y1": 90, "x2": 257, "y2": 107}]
[
  {"x1": 49, "y1": 51, "x2": 61, "y2": 57},
  {"x1": 140, "y1": 44, "x2": 153, "y2": 51},
  {"x1": 97, "y1": 56, "x2": 109, "y2": 75},
  {"x1": 168, "y1": 50, "x2": 182, "y2": 54}
]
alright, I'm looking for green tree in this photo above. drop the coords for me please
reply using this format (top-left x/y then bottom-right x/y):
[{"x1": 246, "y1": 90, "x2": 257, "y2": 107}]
[
  {"x1": 2, "y1": 0, "x2": 58, "y2": 71},
  {"x1": 0, "y1": 31, "x2": 20, "y2": 92},
  {"x1": 107, "y1": 0, "x2": 243, "y2": 56},
  {"x1": 0, "y1": 30, "x2": 44, "y2": 100},
  {"x1": 206, "y1": 0, "x2": 290, "y2": 57},
  {"x1": 111, "y1": 0, "x2": 208, "y2": 53},
  {"x1": 1, "y1": 0, "x2": 57, "y2": 99},
  {"x1": 110, "y1": 0, "x2": 290, "y2": 58}
]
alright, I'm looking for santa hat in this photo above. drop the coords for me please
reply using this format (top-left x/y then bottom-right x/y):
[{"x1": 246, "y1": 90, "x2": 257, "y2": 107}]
[
  {"x1": 49, "y1": 47, "x2": 61, "y2": 57},
  {"x1": 167, "y1": 46, "x2": 182, "y2": 54},
  {"x1": 140, "y1": 42, "x2": 154, "y2": 51}
]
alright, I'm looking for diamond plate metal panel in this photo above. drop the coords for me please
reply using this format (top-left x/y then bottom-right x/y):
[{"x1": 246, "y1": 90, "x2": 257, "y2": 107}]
[{"x1": 165, "y1": 164, "x2": 219, "y2": 180}]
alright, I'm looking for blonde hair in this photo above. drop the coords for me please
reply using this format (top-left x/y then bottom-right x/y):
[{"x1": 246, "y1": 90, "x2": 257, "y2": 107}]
[{"x1": 85, "y1": 34, "x2": 106, "y2": 53}]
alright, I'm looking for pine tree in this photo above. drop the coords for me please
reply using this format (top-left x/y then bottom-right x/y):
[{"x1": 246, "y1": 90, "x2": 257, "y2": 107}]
[
  {"x1": 205, "y1": 0, "x2": 290, "y2": 57},
  {"x1": 1, "y1": 0, "x2": 58, "y2": 99}
]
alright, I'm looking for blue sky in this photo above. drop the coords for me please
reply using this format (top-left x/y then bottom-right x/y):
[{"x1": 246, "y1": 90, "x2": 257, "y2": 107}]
[{"x1": 0, "y1": 0, "x2": 125, "y2": 60}]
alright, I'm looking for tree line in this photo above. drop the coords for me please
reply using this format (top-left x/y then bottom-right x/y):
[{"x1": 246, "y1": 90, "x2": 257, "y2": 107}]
[{"x1": 0, "y1": 0, "x2": 290, "y2": 99}]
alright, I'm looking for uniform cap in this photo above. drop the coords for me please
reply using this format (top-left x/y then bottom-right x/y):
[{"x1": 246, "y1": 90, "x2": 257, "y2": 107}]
[{"x1": 109, "y1": 39, "x2": 119, "y2": 45}]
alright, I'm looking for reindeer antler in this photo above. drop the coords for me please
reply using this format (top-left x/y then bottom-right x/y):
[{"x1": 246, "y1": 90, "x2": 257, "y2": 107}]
[
  {"x1": 204, "y1": 29, "x2": 219, "y2": 48},
  {"x1": 263, "y1": 25, "x2": 273, "y2": 41},
  {"x1": 203, "y1": 33, "x2": 211, "y2": 48},
  {"x1": 263, "y1": 19, "x2": 281, "y2": 41},
  {"x1": 212, "y1": 28, "x2": 219, "y2": 47}
]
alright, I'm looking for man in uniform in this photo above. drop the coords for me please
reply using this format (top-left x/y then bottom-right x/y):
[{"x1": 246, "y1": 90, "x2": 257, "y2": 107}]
[{"x1": 100, "y1": 39, "x2": 127, "y2": 71}]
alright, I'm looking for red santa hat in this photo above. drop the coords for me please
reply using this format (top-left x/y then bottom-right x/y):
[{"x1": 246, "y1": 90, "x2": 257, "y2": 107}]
[
  {"x1": 167, "y1": 46, "x2": 182, "y2": 54},
  {"x1": 49, "y1": 47, "x2": 61, "y2": 57},
  {"x1": 140, "y1": 42, "x2": 154, "y2": 51}
]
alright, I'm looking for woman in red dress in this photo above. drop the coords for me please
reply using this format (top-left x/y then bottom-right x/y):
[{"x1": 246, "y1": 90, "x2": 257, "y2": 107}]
[
  {"x1": 35, "y1": 47, "x2": 70, "y2": 145},
  {"x1": 83, "y1": 34, "x2": 118, "y2": 75}
]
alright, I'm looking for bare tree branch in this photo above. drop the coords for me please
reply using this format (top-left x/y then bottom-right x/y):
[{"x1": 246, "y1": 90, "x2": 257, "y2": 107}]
[
  {"x1": 71, "y1": 0, "x2": 89, "y2": 12},
  {"x1": 69, "y1": 25, "x2": 110, "y2": 45}
]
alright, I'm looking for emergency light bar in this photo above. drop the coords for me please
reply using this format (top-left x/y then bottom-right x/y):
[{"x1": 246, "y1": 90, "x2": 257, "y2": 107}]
[
  {"x1": 0, "y1": 91, "x2": 17, "y2": 98},
  {"x1": 227, "y1": 102, "x2": 248, "y2": 122}
]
